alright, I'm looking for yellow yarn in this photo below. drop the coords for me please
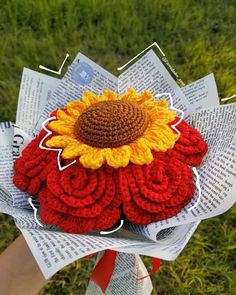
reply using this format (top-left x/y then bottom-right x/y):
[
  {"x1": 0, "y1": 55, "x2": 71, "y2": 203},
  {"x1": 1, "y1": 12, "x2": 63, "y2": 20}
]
[{"x1": 45, "y1": 89, "x2": 179, "y2": 169}]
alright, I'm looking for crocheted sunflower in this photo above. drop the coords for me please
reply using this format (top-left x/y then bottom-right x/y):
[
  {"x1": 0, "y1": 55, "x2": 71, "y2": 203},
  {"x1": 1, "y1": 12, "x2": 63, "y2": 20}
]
[
  {"x1": 13, "y1": 89, "x2": 208, "y2": 233},
  {"x1": 45, "y1": 89, "x2": 178, "y2": 168}
]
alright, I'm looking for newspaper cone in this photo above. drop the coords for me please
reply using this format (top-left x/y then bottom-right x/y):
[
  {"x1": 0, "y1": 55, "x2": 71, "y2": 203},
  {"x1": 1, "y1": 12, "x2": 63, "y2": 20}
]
[{"x1": 85, "y1": 253, "x2": 153, "y2": 295}]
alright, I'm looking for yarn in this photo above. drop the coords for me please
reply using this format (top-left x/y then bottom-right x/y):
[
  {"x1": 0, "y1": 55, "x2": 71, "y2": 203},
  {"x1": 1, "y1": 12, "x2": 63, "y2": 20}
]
[
  {"x1": 13, "y1": 128, "x2": 58, "y2": 195},
  {"x1": 45, "y1": 89, "x2": 178, "y2": 169},
  {"x1": 12, "y1": 89, "x2": 209, "y2": 234},
  {"x1": 118, "y1": 152, "x2": 195, "y2": 224},
  {"x1": 168, "y1": 117, "x2": 208, "y2": 166},
  {"x1": 39, "y1": 162, "x2": 122, "y2": 233},
  {"x1": 75, "y1": 100, "x2": 149, "y2": 148}
]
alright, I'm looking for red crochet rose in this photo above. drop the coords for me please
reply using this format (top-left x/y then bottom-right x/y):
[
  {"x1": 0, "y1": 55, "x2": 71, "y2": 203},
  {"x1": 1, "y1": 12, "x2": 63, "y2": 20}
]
[
  {"x1": 168, "y1": 117, "x2": 208, "y2": 166},
  {"x1": 118, "y1": 152, "x2": 195, "y2": 224},
  {"x1": 39, "y1": 162, "x2": 122, "y2": 233},
  {"x1": 13, "y1": 129, "x2": 58, "y2": 195}
]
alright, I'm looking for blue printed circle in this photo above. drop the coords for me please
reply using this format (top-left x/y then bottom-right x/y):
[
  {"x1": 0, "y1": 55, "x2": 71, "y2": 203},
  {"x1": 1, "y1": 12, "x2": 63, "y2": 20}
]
[{"x1": 72, "y1": 62, "x2": 94, "y2": 85}]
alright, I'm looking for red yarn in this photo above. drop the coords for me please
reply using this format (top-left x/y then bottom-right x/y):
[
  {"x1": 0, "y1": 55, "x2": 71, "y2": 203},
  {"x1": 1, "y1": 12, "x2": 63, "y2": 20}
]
[
  {"x1": 13, "y1": 112, "x2": 59, "y2": 195},
  {"x1": 13, "y1": 129, "x2": 58, "y2": 195},
  {"x1": 118, "y1": 152, "x2": 195, "y2": 224},
  {"x1": 168, "y1": 117, "x2": 208, "y2": 166},
  {"x1": 39, "y1": 162, "x2": 122, "y2": 233},
  {"x1": 12, "y1": 111, "x2": 209, "y2": 233}
]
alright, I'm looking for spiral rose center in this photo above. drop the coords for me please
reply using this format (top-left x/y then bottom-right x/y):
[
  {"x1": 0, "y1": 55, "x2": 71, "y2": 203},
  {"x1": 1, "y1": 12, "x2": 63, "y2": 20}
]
[{"x1": 75, "y1": 100, "x2": 149, "y2": 148}]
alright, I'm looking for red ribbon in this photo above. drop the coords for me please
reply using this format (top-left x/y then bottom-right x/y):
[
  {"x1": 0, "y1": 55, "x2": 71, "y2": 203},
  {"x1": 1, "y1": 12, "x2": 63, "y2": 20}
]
[
  {"x1": 137, "y1": 257, "x2": 161, "y2": 280},
  {"x1": 90, "y1": 250, "x2": 161, "y2": 293},
  {"x1": 90, "y1": 250, "x2": 117, "y2": 293}
]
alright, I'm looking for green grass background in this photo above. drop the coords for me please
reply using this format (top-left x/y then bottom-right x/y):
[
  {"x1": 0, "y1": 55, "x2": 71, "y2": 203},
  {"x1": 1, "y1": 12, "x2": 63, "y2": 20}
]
[{"x1": 0, "y1": 0, "x2": 235, "y2": 294}]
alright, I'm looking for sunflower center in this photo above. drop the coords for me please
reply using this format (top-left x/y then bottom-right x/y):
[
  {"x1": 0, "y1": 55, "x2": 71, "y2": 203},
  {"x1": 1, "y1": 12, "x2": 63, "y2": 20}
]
[{"x1": 75, "y1": 100, "x2": 149, "y2": 148}]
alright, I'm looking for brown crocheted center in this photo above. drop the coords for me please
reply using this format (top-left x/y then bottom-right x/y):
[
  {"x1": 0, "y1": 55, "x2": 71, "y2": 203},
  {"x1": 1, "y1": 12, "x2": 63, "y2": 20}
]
[{"x1": 75, "y1": 100, "x2": 149, "y2": 148}]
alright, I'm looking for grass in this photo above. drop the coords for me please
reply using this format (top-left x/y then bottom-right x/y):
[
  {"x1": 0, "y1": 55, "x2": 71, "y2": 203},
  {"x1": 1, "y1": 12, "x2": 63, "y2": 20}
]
[{"x1": 0, "y1": 0, "x2": 235, "y2": 294}]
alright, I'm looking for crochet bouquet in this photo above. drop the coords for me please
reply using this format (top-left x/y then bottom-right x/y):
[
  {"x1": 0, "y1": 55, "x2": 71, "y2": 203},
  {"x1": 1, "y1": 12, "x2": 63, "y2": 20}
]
[
  {"x1": 1, "y1": 47, "x2": 235, "y2": 294},
  {"x1": 13, "y1": 89, "x2": 208, "y2": 233}
]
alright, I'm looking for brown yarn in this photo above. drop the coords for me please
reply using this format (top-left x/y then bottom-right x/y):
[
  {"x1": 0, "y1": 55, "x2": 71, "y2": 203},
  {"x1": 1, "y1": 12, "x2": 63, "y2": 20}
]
[{"x1": 75, "y1": 100, "x2": 149, "y2": 148}]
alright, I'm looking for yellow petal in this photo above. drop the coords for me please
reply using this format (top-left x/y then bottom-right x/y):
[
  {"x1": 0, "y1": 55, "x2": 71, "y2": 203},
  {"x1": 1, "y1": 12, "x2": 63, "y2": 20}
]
[
  {"x1": 46, "y1": 136, "x2": 78, "y2": 148},
  {"x1": 67, "y1": 99, "x2": 86, "y2": 111},
  {"x1": 136, "y1": 90, "x2": 154, "y2": 104},
  {"x1": 120, "y1": 88, "x2": 138, "y2": 102},
  {"x1": 139, "y1": 100, "x2": 157, "y2": 113},
  {"x1": 147, "y1": 107, "x2": 176, "y2": 123},
  {"x1": 82, "y1": 91, "x2": 103, "y2": 107},
  {"x1": 141, "y1": 98, "x2": 169, "y2": 112},
  {"x1": 79, "y1": 148, "x2": 105, "y2": 169},
  {"x1": 155, "y1": 98, "x2": 168, "y2": 108},
  {"x1": 66, "y1": 108, "x2": 81, "y2": 118},
  {"x1": 103, "y1": 90, "x2": 118, "y2": 100},
  {"x1": 129, "y1": 138, "x2": 153, "y2": 165},
  {"x1": 48, "y1": 121, "x2": 75, "y2": 135},
  {"x1": 143, "y1": 124, "x2": 179, "y2": 151},
  {"x1": 67, "y1": 100, "x2": 86, "y2": 118},
  {"x1": 104, "y1": 146, "x2": 131, "y2": 168},
  {"x1": 62, "y1": 143, "x2": 90, "y2": 159},
  {"x1": 56, "y1": 110, "x2": 76, "y2": 124}
]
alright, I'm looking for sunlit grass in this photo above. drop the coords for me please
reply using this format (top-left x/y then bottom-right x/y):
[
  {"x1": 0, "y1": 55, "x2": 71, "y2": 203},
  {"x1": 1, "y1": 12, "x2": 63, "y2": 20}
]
[{"x1": 0, "y1": 0, "x2": 235, "y2": 294}]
